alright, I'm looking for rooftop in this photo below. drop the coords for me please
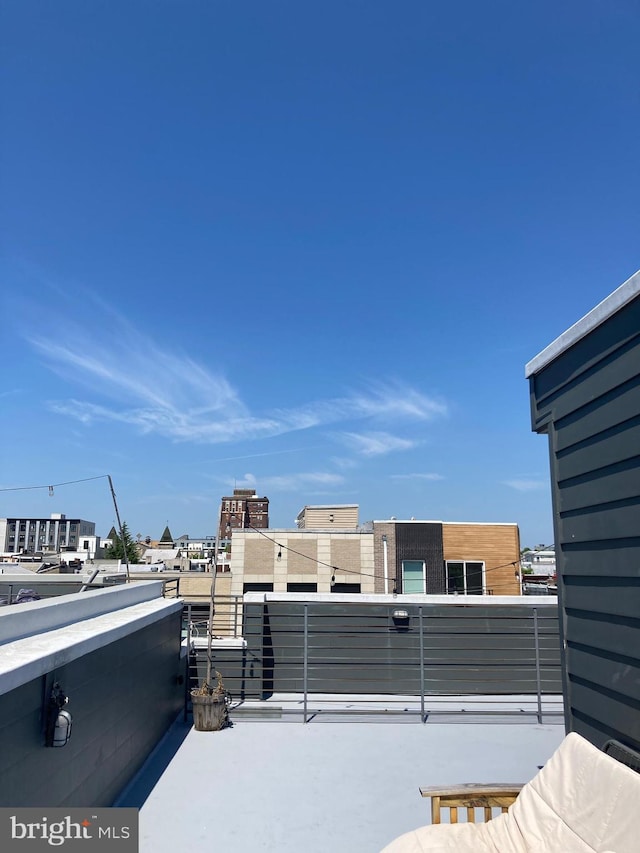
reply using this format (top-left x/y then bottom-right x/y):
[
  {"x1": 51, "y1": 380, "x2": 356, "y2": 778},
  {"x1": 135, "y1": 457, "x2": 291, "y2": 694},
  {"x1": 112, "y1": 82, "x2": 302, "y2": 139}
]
[
  {"x1": 373, "y1": 519, "x2": 519, "y2": 526},
  {"x1": 0, "y1": 581, "x2": 563, "y2": 846},
  {"x1": 119, "y1": 711, "x2": 565, "y2": 853}
]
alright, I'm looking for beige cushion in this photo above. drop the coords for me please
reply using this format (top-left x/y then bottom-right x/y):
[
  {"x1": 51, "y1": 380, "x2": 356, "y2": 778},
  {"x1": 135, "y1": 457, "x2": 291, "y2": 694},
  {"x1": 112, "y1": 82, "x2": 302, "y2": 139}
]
[{"x1": 381, "y1": 732, "x2": 640, "y2": 853}]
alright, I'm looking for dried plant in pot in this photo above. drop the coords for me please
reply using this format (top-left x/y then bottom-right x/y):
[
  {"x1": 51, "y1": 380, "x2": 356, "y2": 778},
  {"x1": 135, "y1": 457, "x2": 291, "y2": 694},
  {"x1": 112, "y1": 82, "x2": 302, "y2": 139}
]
[
  {"x1": 191, "y1": 670, "x2": 231, "y2": 731},
  {"x1": 190, "y1": 568, "x2": 231, "y2": 731}
]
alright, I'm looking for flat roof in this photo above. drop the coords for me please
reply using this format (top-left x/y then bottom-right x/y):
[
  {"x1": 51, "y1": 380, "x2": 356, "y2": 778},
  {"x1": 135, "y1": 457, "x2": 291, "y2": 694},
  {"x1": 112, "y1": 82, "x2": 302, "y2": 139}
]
[
  {"x1": 238, "y1": 521, "x2": 518, "y2": 532},
  {"x1": 120, "y1": 714, "x2": 565, "y2": 853},
  {"x1": 373, "y1": 520, "x2": 518, "y2": 526},
  {"x1": 296, "y1": 504, "x2": 359, "y2": 516},
  {"x1": 525, "y1": 269, "x2": 640, "y2": 378},
  {"x1": 237, "y1": 527, "x2": 364, "y2": 534}
]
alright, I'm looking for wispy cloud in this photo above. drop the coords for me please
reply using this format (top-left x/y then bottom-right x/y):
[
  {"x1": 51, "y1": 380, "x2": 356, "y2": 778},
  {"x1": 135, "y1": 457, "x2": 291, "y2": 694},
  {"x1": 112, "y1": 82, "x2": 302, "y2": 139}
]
[
  {"x1": 206, "y1": 448, "x2": 314, "y2": 464},
  {"x1": 338, "y1": 431, "x2": 418, "y2": 457},
  {"x1": 349, "y1": 383, "x2": 447, "y2": 420},
  {"x1": 47, "y1": 399, "x2": 281, "y2": 443},
  {"x1": 267, "y1": 381, "x2": 447, "y2": 433},
  {"x1": 29, "y1": 316, "x2": 448, "y2": 446},
  {"x1": 233, "y1": 471, "x2": 346, "y2": 491},
  {"x1": 390, "y1": 473, "x2": 444, "y2": 481},
  {"x1": 502, "y1": 479, "x2": 547, "y2": 492},
  {"x1": 133, "y1": 492, "x2": 213, "y2": 506},
  {"x1": 330, "y1": 456, "x2": 359, "y2": 470},
  {"x1": 31, "y1": 334, "x2": 245, "y2": 414}
]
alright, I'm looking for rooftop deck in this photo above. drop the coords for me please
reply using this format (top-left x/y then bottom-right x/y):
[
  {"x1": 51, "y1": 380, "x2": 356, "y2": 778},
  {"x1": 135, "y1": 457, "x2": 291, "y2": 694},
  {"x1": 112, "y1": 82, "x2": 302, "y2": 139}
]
[{"x1": 118, "y1": 702, "x2": 565, "y2": 853}]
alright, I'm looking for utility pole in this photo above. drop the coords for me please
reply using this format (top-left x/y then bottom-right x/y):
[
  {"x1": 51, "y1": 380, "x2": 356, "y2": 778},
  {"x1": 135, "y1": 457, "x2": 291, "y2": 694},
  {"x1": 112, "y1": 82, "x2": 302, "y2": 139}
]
[{"x1": 107, "y1": 475, "x2": 130, "y2": 582}]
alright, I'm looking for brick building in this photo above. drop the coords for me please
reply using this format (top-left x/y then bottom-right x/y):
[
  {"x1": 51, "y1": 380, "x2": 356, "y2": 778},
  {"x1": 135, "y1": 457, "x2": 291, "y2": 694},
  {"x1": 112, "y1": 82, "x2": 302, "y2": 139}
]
[{"x1": 218, "y1": 489, "x2": 269, "y2": 540}]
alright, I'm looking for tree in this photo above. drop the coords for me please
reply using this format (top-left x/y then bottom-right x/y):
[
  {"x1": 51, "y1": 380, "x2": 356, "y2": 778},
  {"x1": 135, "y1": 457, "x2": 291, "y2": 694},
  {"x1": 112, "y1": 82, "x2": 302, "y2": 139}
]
[{"x1": 105, "y1": 522, "x2": 140, "y2": 564}]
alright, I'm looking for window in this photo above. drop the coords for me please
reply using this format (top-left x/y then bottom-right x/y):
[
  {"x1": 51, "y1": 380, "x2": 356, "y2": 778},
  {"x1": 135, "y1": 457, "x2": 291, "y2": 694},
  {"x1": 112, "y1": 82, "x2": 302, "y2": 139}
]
[
  {"x1": 330, "y1": 583, "x2": 361, "y2": 593},
  {"x1": 445, "y1": 561, "x2": 484, "y2": 595},
  {"x1": 243, "y1": 582, "x2": 274, "y2": 593},
  {"x1": 286, "y1": 582, "x2": 318, "y2": 593},
  {"x1": 401, "y1": 560, "x2": 425, "y2": 594}
]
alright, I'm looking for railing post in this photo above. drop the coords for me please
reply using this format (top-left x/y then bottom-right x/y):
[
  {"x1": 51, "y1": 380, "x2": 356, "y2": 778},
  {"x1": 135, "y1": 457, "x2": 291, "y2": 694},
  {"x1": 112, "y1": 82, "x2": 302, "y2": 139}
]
[
  {"x1": 234, "y1": 596, "x2": 239, "y2": 639},
  {"x1": 533, "y1": 608, "x2": 543, "y2": 724},
  {"x1": 184, "y1": 603, "x2": 192, "y2": 722},
  {"x1": 419, "y1": 606, "x2": 425, "y2": 723},
  {"x1": 303, "y1": 603, "x2": 309, "y2": 724}
]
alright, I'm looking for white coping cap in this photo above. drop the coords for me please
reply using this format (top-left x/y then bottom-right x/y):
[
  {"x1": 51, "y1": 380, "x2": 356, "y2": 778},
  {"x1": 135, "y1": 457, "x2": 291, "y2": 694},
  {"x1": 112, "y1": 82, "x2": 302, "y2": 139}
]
[
  {"x1": 0, "y1": 596, "x2": 183, "y2": 695},
  {"x1": 243, "y1": 592, "x2": 555, "y2": 606},
  {"x1": 525, "y1": 269, "x2": 640, "y2": 378},
  {"x1": 0, "y1": 580, "x2": 166, "y2": 645}
]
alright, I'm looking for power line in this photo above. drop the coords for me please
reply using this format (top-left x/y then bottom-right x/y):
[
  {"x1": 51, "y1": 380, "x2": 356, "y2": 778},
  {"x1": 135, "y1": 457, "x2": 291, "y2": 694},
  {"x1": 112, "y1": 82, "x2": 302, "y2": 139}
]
[
  {"x1": 0, "y1": 475, "x2": 109, "y2": 493},
  {"x1": 236, "y1": 523, "x2": 551, "y2": 590},
  {"x1": 4, "y1": 479, "x2": 553, "y2": 593},
  {"x1": 0, "y1": 473, "x2": 130, "y2": 581}
]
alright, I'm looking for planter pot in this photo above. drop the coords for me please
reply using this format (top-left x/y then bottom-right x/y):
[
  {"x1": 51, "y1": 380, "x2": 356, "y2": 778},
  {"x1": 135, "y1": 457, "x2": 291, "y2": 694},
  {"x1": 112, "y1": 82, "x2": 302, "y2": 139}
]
[{"x1": 191, "y1": 690, "x2": 228, "y2": 731}]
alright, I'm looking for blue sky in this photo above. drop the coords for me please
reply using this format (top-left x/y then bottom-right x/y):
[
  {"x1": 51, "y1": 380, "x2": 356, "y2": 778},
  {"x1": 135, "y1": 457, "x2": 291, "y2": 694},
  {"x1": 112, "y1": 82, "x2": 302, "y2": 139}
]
[{"x1": 1, "y1": 1, "x2": 638, "y2": 546}]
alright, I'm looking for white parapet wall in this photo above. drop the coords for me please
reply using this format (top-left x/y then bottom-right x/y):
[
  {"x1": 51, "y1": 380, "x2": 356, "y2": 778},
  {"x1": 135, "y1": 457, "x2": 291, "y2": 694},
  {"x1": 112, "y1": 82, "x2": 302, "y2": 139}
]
[{"x1": 0, "y1": 580, "x2": 183, "y2": 696}]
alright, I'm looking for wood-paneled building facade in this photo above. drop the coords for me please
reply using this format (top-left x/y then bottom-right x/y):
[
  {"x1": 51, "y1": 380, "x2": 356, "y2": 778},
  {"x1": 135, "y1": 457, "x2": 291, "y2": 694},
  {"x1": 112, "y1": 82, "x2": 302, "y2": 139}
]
[{"x1": 373, "y1": 520, "x2": 520, "y2": 596}]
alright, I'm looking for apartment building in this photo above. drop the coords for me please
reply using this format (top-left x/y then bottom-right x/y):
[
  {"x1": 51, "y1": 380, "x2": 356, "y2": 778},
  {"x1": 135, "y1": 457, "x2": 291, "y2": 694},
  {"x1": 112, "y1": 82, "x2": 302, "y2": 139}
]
[
  {"x1": 227, "y1": 511, "x2": 520, "y2": 597},
  {"x1": 218, "y1": 489, "x2": 269, "y2": 540},
  {"x1": 0, "y1": 513, "x2": 96, "y2": 556},
  {"x1": 229, "y1": 527, "x2": 376, "y2": 595},
  {"x1": 373, "y1": 520, "x2": 521, "y2": 595},
  {"x1": 174, "y1": 534, "x2": 217, "y2": 558}
]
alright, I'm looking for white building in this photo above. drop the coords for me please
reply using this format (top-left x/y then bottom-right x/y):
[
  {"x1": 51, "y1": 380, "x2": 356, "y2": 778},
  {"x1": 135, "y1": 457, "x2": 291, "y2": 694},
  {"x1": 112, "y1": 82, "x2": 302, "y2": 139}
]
[
  {"x1": 0, "y1": 513, "x2": 96, "y2": 557},
  {"x1": 522, "y1": 548, "x2": 556, "y2": 576}
]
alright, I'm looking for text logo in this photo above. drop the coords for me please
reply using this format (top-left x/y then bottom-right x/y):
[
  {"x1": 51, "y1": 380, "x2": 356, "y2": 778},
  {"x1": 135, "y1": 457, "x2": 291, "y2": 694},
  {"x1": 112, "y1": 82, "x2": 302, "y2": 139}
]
[{"x1": 1, "y1": 809, "x2": 137, "y2": 851}]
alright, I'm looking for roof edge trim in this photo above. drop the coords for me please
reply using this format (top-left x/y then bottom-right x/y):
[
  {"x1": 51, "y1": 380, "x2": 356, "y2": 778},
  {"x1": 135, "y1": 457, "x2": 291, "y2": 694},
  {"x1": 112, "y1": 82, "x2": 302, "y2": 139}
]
[{"x1": 525, "y1": 270, "x2": 640, "y2": 378}]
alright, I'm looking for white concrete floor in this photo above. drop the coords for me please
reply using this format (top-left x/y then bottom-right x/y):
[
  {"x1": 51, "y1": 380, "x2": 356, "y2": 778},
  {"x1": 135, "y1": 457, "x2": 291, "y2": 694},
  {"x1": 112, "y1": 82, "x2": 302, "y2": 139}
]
[{"x1": 119, "y1": 712, "x2": 565, "y2": 853}]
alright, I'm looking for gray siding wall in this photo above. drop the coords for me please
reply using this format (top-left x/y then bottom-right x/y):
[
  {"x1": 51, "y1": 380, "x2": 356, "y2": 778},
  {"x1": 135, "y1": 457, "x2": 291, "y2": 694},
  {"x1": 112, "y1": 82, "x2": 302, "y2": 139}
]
[
  {"x1": 529, "y1": 292, "x2": 640, "y2": 751},
  {"x1": 0, "y1": 612, "x2": 183, "y2": 807},
  {"x1": 199, "y1": 600, "x2": 561, "y2": 699}
]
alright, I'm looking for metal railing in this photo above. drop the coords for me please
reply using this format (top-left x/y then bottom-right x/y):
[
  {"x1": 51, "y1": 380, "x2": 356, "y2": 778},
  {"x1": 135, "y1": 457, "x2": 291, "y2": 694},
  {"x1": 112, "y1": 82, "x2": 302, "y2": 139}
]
[
  {"x1": 182, "y1": 596, "x2": 244, "y2": 640},
  {"x1": 184, "y1": 599, "x2": 563, "y2": 723},
  {"x1": 161, "y1": 577, "x2": 180, "y2": 598},
  {"x1": 0, "y1": 581, "x2": 107, "y2": 604}
]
